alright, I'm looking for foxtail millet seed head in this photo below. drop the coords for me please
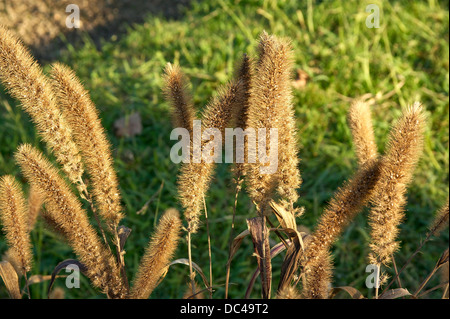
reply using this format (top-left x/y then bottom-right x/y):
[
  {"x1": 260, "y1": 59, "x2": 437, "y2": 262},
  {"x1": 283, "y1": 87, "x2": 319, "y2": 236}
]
[
  {"x1": 0, "y1": 26, "x2": 84, "y2": 186},
  {"x1": 130, "y1": 208, "x2": 182, "y2": 299},
  {"x1": 0, "y1": 175, "x2": 33, "y2": 276}
]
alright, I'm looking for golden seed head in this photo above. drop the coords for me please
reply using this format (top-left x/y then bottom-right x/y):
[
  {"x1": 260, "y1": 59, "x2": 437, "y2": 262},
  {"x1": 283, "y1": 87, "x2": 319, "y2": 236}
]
[{"x1": 0, "y1": 175, "x2": 33, "y2": 275}]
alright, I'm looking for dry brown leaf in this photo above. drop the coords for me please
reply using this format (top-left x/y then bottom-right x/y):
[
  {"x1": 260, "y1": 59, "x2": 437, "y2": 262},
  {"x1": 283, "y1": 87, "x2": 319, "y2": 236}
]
[
  {"x1": 379, "y1": 288, "x2": 411, "y2": 299},
  {"x1": 291, "y1": 69, "x2": 309, "y2": 90},
  {"x1": 246, "y1": 241, "x2": 288, "y2": 298},
  {"x1": 247, "y1": 216, "x2": 272, "y2": 299},
  {"x1": 118, "y1": 225, "x2": 132, "y2": 251},
  {"x1": 0, "y1": 261, "x2": 22, "y2": 299},
  {"x1": 270, "y1": 201, "x2": 309, "y2": 292},
  {"x1": 270, "y1": 200, "x2": 296, "y2": 230},
  {"x1": 226, "y1": 229, "x2": 250, "y2": 269},
  {"x1": 113, "y1": 112, "x2": 142, "y2": 137}
]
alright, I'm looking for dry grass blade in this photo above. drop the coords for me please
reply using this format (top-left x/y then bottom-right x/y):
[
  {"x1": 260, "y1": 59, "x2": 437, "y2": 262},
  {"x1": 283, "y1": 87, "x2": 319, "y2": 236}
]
[
  {"x1": 164, "y1": 258, "x2": 211, "y2": 293},
  {"x1": 413, "y1": 248, "x2": 449, "y2": 298},
  {"x1": 226, "y1": 229, "x2": 250, "y2": 268},
  {"x1": 329, "y1": 286, "x2": 365, "y2": 299},
  {"x1": 270, "y1": 200, "x2": 297, "y2": 230},
  {"x1": 225, "y1": 229, "x2": 250, "y2": 297},
  {"x1": 418, "y1": 281, "x2": 449, "y2": 298},
  {"x1": 270, "y1": 200, "x2": 308, "y2": 292},
  {"x1": 0, "y1": 261, "x2": 21, "y2": 299},
  {"x1": 245, "y1": 241, "x2": 288, "y2": 298},
  {"x1": 278, "y1": 236, "x2": 302, "y2": 292},
  {"x1": 27, "y1": 274, "x2": 65, "y2": 286},
  {"x1": 379, "y1": 288, "x2": 411, "y2": 299},
  {"x1": 247, "y1": 216, "x2": 272, "y2": 299}
]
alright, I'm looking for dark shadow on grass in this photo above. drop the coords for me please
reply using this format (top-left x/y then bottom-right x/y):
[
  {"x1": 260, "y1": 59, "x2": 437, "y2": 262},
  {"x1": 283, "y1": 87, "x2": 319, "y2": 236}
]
[{"x1": 1, "y1": 0, "x2": 192, "y2": 63}]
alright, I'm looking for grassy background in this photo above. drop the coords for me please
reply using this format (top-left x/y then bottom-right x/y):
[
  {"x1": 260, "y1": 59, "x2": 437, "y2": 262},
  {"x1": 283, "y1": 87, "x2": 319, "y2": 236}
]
[{"x1": 0, "y1": 0, "x2": 448, "y2": 299}]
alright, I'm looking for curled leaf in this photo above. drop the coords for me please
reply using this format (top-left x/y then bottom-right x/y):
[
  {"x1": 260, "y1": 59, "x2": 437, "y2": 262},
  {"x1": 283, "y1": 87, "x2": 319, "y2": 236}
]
[
  {"x1": 118, "y1": 225, "x2": 132, "y2": 251},
  {"x1": 329, "y1": 286, "x2": 365, "y2": 299},
  {"x1": 160, "y1": 258, "x2": 211, "y2": 293},
  {"x1": 47, "y1": 259, "x2": 87, "y2": 298}
]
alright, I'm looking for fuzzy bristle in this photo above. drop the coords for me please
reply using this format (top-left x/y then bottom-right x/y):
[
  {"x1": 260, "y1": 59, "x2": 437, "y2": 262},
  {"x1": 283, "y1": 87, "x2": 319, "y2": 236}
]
[
  {"x1": 301, "y1": 158, "x2": 382, "y2": 295},
  {"x1": 130, "y1": 208, "x2": 182, "y2": 299},
  {"x1": 14, "y1": 144, "x2": 127, "y2": 298},
  {"x1": 429, "y1": 198, "x2": 449, "y2": 237},
  {"x1": 276, "y1": 285, "x2": 301, "y2": 299},
  {"x1": 50, "y1": 63, "x2": 124, "y2": 229},
  {"x1": 368, "y1": 103, "x2": 425, "y2": 266},
  {"x1": 302, "y1": 250, "x2": 333, "y2": 299},
  {"x1": 27, "y1": 184, "x2": 43, "y2": 231},
  {"x1": 348, "y1": 100, "x2": 378, "y2": 165},
  {"x1": 0, "y1": 175, "x2": 33, "y2": 276},
  {"x1": 0, "y1": 26, "x2": 83, "y2": 186},
  {"x1": 245, "y1": 31, "x2": 301, "y2": 215},
  {"x1": 232, "y1": 54, "x2": 253, "y2": 180},
  {"x1": 177, "y1": 79, "x2": 242, "y2": 233},
  {"x1": 163, "y1": 63, "x2": 196, "y2": 134}
]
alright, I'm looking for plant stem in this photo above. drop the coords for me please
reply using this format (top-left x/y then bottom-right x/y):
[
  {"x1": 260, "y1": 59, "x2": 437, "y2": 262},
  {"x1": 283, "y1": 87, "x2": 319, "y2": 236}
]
[
  {"x1": 391, "y1": 254, "x2": 403, "y2": 289},
  {"x1": 375, "y1": 263, "x2": 381, "y2": 299},
  {"x1": 382, "y1": 233, "x2": 432, "y2": 294},
  {"x1": 225, "y1": 177, "x2": 242, "y2": 299},
  {"x1": 203, "y1": 195, "x2": 213, "y2": 299},
  {"x1": 187, "y1": 227, "x2": 196, "y2": 297}
]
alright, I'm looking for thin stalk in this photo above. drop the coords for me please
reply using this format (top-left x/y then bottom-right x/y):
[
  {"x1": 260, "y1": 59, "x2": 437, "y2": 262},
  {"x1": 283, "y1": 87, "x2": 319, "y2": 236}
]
[
  {"x1": 413, "y1": 267, "x2": 439, "y2": 298},
  {"x1": 391, "y1": 254, "x2": 403, "y2": 289},
  {"x1": 225, "y1": 177, "x2": 243, "y2": 299},
  {"x1": 187, "y1": 227, "x2": 196, "y2": 296},
  {"x1": 442, "y1": 283, "x2": 449, "y2": 299},
  {"x1": 79, "y1": 180, "x2": 110, "y2": 254},
  {"x1": 114, "y1": 228, "x2": 129, "y2": 291},
  {"x1": 203, "y1": 195, "x2": 213, "y2": 299},
  {"x1": 375, "y1": 263, "x2": 381, "y2": 299},
  {"x1": 418, "y1": 281, "x2": 449, "y2": 298},
  {"x1": 382, "y1": 233, "x2": 431, "y2": 294},
  {"x1": 24, "y1": 272, "x2": 30, "y2": 299}
]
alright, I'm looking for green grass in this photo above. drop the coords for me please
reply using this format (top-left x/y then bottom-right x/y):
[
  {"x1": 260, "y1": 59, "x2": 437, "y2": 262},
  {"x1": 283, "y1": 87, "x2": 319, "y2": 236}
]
[{"x1": 0, "y1": 0, "x2": 448, "y2": 299}]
